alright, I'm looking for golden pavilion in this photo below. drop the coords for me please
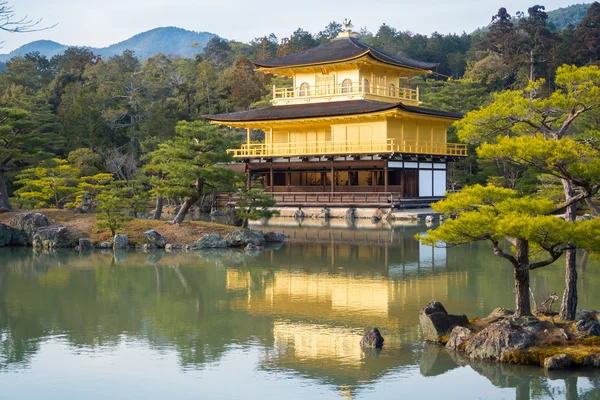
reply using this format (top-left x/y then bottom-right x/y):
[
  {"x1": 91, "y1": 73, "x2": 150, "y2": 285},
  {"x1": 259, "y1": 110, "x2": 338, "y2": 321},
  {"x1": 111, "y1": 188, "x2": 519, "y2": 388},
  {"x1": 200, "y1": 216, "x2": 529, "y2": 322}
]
[{"x1": 204, "y1": 26, "x2": 467, "y2": 208}]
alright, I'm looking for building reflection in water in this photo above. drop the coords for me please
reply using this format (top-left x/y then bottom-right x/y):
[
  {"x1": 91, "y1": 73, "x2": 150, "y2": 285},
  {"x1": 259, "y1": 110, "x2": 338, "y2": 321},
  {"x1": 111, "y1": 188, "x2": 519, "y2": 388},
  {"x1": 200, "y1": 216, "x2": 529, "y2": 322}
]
[{"x1": 1, "y1": 222, "x2": 599, "y2": 399}]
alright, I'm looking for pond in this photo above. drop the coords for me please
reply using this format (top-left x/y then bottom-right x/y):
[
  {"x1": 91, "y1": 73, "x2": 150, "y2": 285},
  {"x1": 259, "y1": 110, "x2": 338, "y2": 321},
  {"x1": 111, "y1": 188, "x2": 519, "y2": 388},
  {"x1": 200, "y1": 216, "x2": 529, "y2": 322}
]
[{"x1": 0, "y1": 220, "x2": 599, "y2": 399}]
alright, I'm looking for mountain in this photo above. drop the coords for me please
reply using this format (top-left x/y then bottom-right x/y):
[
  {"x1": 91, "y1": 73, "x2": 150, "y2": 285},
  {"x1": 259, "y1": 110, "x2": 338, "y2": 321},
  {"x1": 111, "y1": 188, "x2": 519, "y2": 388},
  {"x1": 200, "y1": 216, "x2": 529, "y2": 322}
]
[
  {"x1": 547, "y1": 3, "x2": 591, "y2": 30},
  {"x1": 0, "y1": 40, "x2": 68, "y2": 62},
  {"x1": 0, "y1": 27, "x2": 217, "y2": 62}
]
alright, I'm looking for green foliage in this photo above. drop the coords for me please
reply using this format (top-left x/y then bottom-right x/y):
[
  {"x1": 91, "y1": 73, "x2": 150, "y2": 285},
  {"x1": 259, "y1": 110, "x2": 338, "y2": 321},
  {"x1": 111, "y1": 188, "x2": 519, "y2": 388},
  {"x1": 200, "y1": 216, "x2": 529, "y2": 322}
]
[
  {"x1": 548, "y1": 3, "x2": 591, "y2": 31},
  {"x1": 144, "y1": 120, "x2": 237, "y2": 199},
  {"x1": 420, "y1": 184, "x2": 600, "y2": 256},
  {"x1": 417, "y1": 78, "x2": 489, "y2": 114},
  {"x1": 234, "y1": 186, "x2": 278, "y2": 226},
  {"x1": 14, "y1": 158, "x2": 81, "y2": 208},
  {"x1": 95, "y1": 183, "x2": 144, "y2": 237},
  {"x1": 67, "y1": 148, "x2": 103, "y2": 176}
]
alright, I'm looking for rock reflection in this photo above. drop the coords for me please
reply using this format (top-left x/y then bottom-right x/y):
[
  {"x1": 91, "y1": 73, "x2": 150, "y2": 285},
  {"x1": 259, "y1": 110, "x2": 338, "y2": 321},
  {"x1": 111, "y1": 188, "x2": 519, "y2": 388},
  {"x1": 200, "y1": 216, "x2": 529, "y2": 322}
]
[{"x1": 422, "y1": 344, "x2": 600, "y2": 399}]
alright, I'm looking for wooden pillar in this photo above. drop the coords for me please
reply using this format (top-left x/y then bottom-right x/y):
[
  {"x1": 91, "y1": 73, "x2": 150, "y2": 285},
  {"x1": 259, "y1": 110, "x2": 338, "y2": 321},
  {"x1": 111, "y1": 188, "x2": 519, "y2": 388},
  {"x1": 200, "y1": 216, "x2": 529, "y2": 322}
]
[
  {"x1": 373, "y1": 170, "x2": 377, "y2": 193},
  {"x1": 269, "y1": 163, "x2": 274, "y2": 193},
  {"x1": 384, "y1": 165, "x2": 388, "y2": 193},
  {"x1": 330, "y1": 162, "x2": 335, "y2": 195},
  {"x1": 286, "y1": 171, "x2": 291, "y2": 193},
  {"x1": 246, "y1": 128, "x2": 251, "y2": 146}
]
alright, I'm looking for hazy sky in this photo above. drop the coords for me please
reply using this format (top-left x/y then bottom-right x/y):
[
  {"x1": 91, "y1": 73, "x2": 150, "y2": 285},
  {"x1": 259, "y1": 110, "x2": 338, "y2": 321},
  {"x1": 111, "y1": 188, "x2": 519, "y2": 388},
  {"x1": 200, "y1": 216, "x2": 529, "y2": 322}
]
[{"x1": 1, "y1": 0, "x2": 582, "y2": 53}]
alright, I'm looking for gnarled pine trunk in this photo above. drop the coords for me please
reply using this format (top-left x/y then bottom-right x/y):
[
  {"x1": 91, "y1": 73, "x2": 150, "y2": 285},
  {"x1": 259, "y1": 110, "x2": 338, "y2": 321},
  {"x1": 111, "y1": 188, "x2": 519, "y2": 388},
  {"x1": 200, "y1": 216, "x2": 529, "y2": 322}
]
[
  {"x1": 152, "y1": 195, "x2": 163, "y2": 220},
  {"x1": 172, "y1": 196, "x2": 197, "y2": 225},
  {"x1": 514, "y1": 238, "x2": 532, "y2": 317},
  {"x1": 0, "y1": 171, "x2": 11, "y2": 210},
  {"x1": 560, "y1": 180, "x2": 578, "y2": 320},
  {"x1": 172, "y1": 177, "x2": 204, "y2": 225},
  {"x1": 514, "y1": 266, "x2": 532, "y2": 317}
]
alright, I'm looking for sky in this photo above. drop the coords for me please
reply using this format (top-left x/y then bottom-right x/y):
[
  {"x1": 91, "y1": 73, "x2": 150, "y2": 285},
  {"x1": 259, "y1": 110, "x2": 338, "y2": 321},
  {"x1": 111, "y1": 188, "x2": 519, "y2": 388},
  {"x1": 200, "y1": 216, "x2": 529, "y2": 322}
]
[{"x1": 1, "y1": 0, "x2": 585, "y2": 53}]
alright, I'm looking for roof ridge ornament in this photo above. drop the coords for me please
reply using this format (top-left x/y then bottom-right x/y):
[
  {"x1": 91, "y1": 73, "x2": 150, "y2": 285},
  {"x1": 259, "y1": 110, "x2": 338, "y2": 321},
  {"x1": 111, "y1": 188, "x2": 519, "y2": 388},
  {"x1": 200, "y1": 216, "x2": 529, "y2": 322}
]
[
  {"x1": 343, "y1": 19, "x2": 353, "y2": 31},
  {"x1": 336, "y1": 19, "x2": 357, "y2": 39}
]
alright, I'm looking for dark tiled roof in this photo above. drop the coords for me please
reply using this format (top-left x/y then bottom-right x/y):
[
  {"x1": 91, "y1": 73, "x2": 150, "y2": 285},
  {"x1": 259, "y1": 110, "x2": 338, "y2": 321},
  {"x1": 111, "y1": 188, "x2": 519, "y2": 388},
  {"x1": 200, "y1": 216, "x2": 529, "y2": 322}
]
[
  {"x1": 253, "y1": 36, "x2": 439, "y2": 71},
  {"x1": 203, "y1": 100, "x2": 462, "y2": 123}
]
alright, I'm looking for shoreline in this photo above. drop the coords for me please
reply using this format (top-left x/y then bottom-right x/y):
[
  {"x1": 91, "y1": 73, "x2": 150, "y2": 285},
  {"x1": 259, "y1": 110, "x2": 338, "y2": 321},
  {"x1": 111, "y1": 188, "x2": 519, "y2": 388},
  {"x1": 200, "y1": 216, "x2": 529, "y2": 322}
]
[{"x1": 420, "y1": 301, "x2": 600, "y2": 371}]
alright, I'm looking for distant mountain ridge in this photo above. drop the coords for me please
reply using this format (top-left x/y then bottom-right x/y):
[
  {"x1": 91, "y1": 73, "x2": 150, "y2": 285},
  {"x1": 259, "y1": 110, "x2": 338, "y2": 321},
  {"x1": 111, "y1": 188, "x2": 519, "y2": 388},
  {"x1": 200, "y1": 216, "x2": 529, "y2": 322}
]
[
  {"x1": 0, "y1": 27, "x2": 217, "y2": 62},
  {"x1": 0, "y1": 3, "x2": 593, "y2": 63}
]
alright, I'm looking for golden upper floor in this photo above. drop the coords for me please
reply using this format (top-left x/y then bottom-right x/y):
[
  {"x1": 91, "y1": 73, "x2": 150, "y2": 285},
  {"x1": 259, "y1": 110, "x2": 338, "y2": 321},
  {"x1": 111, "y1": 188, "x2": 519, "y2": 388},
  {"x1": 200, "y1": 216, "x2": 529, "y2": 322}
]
[{"x1": 253, "y1": 30, "x2": 437, "y2": 107}]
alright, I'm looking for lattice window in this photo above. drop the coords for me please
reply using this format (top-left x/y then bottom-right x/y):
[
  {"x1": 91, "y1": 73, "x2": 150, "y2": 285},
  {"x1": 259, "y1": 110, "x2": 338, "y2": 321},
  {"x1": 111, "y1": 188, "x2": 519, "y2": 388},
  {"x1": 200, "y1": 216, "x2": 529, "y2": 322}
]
[
  {"x1": 341, "y1": 78, "x2": 352, "y2": 93},
  {"x1": 316, "y1": 75, "x2": 334, "y2": 95},
  {"x1": 299, "y1": 82, "x2": 310, "y2": 97}
]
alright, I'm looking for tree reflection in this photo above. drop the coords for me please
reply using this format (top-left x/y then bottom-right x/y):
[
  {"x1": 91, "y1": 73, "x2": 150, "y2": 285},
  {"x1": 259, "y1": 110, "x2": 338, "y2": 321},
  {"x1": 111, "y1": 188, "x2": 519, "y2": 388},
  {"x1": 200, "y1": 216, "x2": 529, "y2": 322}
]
[{"x1": 0, "y1": 223, "x2": 599, "y2": 397}]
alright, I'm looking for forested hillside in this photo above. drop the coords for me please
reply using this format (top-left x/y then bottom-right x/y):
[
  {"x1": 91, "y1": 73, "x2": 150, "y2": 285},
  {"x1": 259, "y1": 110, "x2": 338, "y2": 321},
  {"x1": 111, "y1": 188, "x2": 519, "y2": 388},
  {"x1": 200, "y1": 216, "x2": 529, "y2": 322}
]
[
  {"x1": 1, "y1": 2, "x2": 600, "y2": 219},
  {"x1": 547, "y1": 3, "x2": 591, "y2": 29},
  {"x1": 0, "y1": 27, "x2": 216, "y2": 62}
]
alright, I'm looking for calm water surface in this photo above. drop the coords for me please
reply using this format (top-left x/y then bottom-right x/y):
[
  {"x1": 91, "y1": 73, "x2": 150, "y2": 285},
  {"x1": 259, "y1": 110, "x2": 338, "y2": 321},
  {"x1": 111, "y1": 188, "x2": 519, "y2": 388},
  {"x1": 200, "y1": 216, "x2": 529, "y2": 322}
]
[{"x1": 1, "y1": 219, "x2": 599, "y2": 399}]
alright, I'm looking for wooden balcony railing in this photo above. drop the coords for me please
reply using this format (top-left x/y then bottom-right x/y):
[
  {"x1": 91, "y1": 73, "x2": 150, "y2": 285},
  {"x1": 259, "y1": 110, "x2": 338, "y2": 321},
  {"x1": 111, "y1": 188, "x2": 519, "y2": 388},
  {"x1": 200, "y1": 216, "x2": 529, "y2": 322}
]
[
  {"x1": 273, "y1": 82, "x2": 419, "y2": 103},
  {"x1": 227, "y1": 139, "x2": 468, "y2": 158},
  {"x1": 217, "y1": 192, "x2": 401, "y2": 206}
]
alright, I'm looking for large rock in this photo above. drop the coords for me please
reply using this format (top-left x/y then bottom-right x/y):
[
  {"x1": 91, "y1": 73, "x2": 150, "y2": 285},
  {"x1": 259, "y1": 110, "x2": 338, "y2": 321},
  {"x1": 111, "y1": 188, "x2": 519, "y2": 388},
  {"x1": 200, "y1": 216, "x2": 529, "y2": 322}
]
[
  {"x1": 446, "y1": 326, "x2": 473, "y2": 350},
  {"x1": 263, "y1": 232, "x2": 289, "y2": 243},
  {"x1": 464, "y1": 318, "x2": 539, "y2": 361},
  {"x1": 210, "y1": 209, "x2": 224, "y2": 217},
  {"x1": 113, "y1": 234, "x2": 128, "y2": 249},
  {"x1": 191, "y1": 234, "x2": 227, "y2": 249},
  {"x1": 583, "y1": 354, "x2": 600, "y2": 368},
  {"x1": 222, "y1": 208, "x2": 242, "y2": 226},
  {"x1": 144, "y1": 229, "x2": 167, "y2": 248},
  {"x1": 576, "y1": 309, "x2": 598, "y2": 322},
  {"x1": 419, "y1": 301, "x2": 469, "y2": 342},
  {"x1": 0, "y1": 223, "x2": 14, "y2": 247},
  {"x1": 575, "y1": 320, "x2": 600, "y2": 337},
  {"x1": 360, "y1": 328, "x2": 384, "y2": 348},
  {"x1": 225, "y1": 229, "x2": 265, "y2": 247},
  {"x1": 9, "y1": 212, "x2": 49, "y2": 245},
  {"x1": 543, "y1": 354, "x2": 571, "y2": 370},
  {"x1": 482, "y1": 308, "x2": 515, "y2": 323},
  {"x1": 79, "y1": 238, "x2": 95, "y2": 251},
  {"x1": 32, "y1": 225, "x2": 75, "y2": 249}
]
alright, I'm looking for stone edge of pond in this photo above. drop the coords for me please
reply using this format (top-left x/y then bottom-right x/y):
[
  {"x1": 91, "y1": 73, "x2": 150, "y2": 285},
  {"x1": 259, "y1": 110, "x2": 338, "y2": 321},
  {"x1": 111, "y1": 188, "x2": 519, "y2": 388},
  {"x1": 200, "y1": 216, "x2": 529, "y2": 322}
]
[
  {"x1": 0, "y1": 212, "x2": 289, "y2": 253},
  {"x1": 420, "y1": 300, "x2": 600, "y2": 371}
]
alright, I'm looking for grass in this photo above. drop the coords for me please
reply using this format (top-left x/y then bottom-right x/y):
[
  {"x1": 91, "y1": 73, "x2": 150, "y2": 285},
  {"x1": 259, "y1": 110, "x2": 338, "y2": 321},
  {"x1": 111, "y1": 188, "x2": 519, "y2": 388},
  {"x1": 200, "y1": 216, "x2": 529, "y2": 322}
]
[
  {"x1": 0, "y1": 209, "x2": 235, "y2": 245},
  {"x1": 503, "y1": 340, "x2": 600, "y2": 366}
]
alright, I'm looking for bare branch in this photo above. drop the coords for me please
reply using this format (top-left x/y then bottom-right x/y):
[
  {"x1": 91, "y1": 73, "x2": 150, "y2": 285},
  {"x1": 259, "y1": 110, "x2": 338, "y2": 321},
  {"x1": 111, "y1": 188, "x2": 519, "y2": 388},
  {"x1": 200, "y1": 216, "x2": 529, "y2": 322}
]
[
  {"x1": 0, "y1": 1, "x2": 57, "y2": 34},
  {"x1": 491, "y1": 239, "x2": 518, "y2": 266}
]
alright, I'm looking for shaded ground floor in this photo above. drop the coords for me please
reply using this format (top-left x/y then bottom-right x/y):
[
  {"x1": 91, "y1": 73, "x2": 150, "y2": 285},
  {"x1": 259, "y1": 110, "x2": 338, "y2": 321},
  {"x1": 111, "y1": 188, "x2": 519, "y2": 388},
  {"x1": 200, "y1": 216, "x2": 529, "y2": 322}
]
[{"x1": 224, "y1": 158, "x2": 451, "y2": 208}]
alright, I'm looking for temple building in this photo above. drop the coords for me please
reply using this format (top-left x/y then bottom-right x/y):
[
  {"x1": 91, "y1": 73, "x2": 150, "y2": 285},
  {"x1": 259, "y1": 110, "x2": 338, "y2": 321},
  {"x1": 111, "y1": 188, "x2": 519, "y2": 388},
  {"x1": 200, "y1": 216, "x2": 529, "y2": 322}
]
[{"x1": 204, "y1": 26, "x2": 467, "y2": 208}]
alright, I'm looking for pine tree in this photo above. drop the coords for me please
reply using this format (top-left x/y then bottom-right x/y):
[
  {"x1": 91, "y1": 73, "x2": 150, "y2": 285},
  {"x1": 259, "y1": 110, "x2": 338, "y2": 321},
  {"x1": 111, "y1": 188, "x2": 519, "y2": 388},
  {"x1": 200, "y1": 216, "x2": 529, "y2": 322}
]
[
  {"x1": 0, "y1": 107, "x2": 47, "y2": 210},
  {"x1": 144, "y1": 120, "x2": 238, "y2": 224},
  {"x1": 455, "y1": 65, "x2": 600, "y2": 320},
  {"x1": 419, "y1": 185, "x2": 600, "y2": 317}
]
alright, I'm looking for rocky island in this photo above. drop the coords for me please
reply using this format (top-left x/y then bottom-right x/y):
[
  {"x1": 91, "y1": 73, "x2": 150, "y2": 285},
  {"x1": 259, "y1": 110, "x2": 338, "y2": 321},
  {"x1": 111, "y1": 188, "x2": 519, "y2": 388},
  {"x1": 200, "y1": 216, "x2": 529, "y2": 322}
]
[{"x1": 420, "y1": 301, "x2": 600, "y2": 370}]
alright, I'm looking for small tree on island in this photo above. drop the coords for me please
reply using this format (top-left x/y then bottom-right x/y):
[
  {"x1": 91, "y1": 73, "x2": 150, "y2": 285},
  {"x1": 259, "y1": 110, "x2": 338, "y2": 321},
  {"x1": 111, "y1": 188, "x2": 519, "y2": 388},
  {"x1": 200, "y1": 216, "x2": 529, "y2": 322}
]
[
  {"x1": 95, "y1": 183, "x2": 146, "y2": 237},
  {"x1": 234, "y1": 186, "x2": 278, "y2": 228},
  {"x1": 418, "y1": 185, "x2": 600, "y2": 317}
]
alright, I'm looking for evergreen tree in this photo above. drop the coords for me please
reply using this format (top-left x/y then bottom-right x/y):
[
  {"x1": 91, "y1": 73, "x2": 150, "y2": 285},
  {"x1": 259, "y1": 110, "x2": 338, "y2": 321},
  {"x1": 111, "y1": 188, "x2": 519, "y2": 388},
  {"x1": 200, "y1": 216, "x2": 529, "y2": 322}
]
[
  {"x1": 419, "y1": 185, "x2": 600, "y2": 317},
  {"x1": 456, "y1": 65, "x2": 600, "y2": 320},
  {"x1": 573, "y1": 2, "x2": 600, "y2": 64},
  {"x1": 0, "y1": 107, "x2": 47, "y2": 209},
  {"x1": 144, "y1": 120, "x2": 238, "y2": 224}
]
